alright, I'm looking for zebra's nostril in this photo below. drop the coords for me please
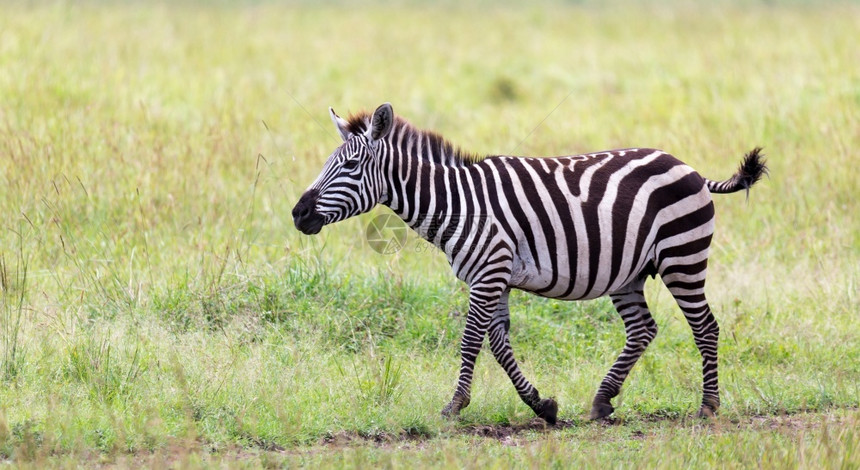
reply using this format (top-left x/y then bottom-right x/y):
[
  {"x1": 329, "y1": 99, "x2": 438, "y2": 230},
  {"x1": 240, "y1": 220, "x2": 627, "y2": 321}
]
[
  {"x1": 293, "y1": 190, "x2": 321, "y2": 221},
  {"x1": 293, "y1": 190, "x2": 320, "y2": 220},
  {"x1": 292, "y1": 204, "x2": 309, "y2": 219}
]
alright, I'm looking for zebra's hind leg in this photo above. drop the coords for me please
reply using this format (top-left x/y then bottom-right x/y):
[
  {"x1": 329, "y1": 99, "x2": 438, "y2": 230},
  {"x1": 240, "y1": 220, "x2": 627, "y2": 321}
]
[
  {"x1": 590, "y1": 279, "x2": 657, "y2": 420},
  {"x1": 487, "y1": 290, "x2": 557, "y2": 424},
  {"x1": 662, "y1": 269, "x2": 720, "y2": 418}
]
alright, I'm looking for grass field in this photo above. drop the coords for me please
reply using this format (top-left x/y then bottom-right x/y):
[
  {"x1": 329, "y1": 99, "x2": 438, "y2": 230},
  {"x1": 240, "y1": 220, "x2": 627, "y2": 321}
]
[{"x1": 1, "y1": 1, "x2": 859, "y2": 468}]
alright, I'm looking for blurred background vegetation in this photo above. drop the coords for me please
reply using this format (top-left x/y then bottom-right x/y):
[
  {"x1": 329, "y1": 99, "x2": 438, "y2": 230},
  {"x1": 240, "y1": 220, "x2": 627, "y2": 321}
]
[{"x1": 0, "y1": 0, "x2": 857, "y2": 466}]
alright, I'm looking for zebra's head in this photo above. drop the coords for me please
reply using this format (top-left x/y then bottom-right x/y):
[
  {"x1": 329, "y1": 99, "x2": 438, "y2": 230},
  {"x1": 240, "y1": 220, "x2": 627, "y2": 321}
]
[{"x1": 292, "y1": 103, "x2": 395, "y2": 235}]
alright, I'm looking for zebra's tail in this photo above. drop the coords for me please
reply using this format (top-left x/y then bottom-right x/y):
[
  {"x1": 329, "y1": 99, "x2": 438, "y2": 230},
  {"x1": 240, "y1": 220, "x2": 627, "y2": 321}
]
[{"x1": 705, "y1": 147, "x2": 768, "y2": 196}]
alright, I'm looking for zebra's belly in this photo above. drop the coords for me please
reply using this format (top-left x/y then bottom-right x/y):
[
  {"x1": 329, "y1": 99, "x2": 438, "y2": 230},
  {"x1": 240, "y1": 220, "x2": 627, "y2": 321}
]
[
  {"x1": 508, "y1": 249, "x2": 645, "y2": 301},
  {"x1": 510, "y1": 267, "x2": 603, "y2": 301}
]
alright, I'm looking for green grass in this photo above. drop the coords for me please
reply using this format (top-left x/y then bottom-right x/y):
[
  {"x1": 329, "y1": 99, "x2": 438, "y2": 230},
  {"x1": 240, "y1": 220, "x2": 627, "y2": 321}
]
[{"x1": 0, "y1": 1, "x2": 858, "y2": 467}]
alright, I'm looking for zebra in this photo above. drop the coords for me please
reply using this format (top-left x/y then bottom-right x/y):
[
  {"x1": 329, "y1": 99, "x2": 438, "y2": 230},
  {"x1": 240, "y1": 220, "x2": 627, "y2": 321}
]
[{"x1": 292, "y1": 103, "x2": 767, "y2": 424}]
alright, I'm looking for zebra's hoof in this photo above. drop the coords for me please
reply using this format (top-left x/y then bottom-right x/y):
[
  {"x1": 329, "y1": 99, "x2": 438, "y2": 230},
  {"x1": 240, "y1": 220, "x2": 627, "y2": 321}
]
[
  {"x1": 441, "y1": 394, "x2": 470, "y2": 419},
  {"x1": 535, "y1": 398, "x2": 558, "y2": 425},
  {"x1": 695, "y1": 406, "x2": 716, "y2": 418},
  {"x1": 588, "y1": 401, "x2": 615, "y2": 420},
  {"x1": 696, "y1": 397, "x2": 720, "y2": 418}
]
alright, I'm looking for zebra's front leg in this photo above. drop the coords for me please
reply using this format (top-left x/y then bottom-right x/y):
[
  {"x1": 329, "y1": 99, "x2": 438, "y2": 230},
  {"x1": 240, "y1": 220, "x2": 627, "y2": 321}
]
[
  {"x1": 590, "y1": 282, "x2": 657, "y2": 420},
  {"x1": 441, "y1": 286, "x2": 503, "y2": 419},
  {"x1": 487, "y1": 290, "x2": 558, "y2": 424}
]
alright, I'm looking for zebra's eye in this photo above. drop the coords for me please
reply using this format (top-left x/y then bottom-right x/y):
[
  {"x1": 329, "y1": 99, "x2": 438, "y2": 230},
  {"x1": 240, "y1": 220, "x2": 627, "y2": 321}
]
[{"x1": 343, "y1": 159, "x2": 360, "y2": 170}]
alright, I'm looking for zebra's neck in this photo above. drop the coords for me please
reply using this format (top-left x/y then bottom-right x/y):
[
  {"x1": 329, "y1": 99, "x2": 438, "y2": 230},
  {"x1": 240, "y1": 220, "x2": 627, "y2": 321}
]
[{"x1": 379, "y1": 124, "x2": 481, "y2": 250}]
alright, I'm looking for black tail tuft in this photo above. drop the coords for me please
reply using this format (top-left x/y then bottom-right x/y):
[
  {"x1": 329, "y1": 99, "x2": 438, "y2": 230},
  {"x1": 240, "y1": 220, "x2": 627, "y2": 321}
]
[
  {"x1": 706, "y1": 147, "x2": 769, "y2": 195},
  {"x1": 737, "y1": 147, "x2": 769, "y2": 190}
]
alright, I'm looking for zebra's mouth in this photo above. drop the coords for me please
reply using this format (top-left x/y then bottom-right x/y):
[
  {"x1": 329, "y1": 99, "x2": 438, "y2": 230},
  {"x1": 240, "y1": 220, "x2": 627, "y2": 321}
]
[{"x1": 294, "y1": 214, "x2": 325, "y2": 235}]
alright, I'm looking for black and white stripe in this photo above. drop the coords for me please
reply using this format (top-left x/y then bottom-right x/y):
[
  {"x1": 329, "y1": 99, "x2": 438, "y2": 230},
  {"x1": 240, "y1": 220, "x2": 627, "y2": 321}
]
[{"x1": 293, "y1": 103, "x2": 767, "y2": 423}]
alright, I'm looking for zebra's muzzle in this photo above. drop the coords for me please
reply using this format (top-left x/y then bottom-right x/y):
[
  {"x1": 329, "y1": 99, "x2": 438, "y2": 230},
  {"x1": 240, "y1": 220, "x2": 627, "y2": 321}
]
[{"x1": 292, "y1": 190, "x2": 325, "y2": 235}]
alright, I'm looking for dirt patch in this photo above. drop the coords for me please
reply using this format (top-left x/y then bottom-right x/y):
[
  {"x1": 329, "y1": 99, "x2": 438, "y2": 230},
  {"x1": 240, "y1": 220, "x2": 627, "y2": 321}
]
[
  {"x1": 318, "y1": 426, "x2": 433, "y2": 449},
  {"x1": 313, "y1": 417, "x2": 581, "y2": 449},
  {"x1": 459, "y1": 417, "x2": 578, "y2": 440},
  {"x1": 308, "y1": 418, "x2": 569, "y2": 451},
  {"x1": 742, "y1": 410, "x2": 857, "y2": 433}
]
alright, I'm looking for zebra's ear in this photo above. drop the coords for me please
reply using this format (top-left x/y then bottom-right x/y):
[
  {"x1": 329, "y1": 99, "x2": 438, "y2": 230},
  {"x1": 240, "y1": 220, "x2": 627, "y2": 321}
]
[
  {"x1": 368, "y1": 102, "x2": 394, "y2": 142},
  {"x1": 329, "y1": 107, "x2": 351, "y2": 142}
]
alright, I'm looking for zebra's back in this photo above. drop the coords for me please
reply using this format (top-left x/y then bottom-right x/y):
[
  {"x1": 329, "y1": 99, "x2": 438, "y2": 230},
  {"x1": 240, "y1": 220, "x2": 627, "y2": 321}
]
[{"x1": 473, "y1": 148, "x2": 715, "y2": 301}]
